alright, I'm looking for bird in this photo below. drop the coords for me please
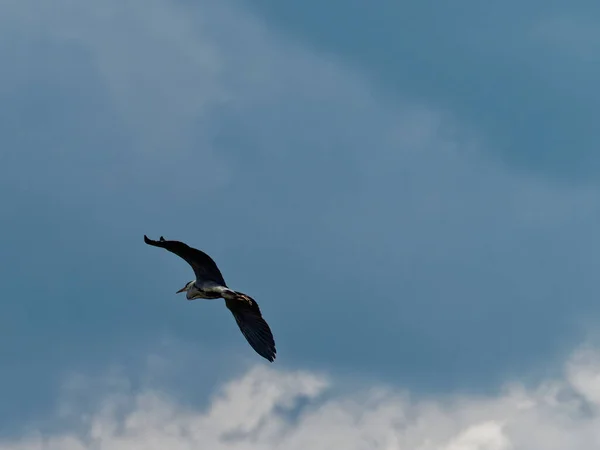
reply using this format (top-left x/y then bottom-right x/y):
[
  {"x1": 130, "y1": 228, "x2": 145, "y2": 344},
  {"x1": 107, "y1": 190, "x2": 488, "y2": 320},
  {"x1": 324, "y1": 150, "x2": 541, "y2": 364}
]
[{"x1": 144, "y1": 235, "x2": 276, "y2": 362}]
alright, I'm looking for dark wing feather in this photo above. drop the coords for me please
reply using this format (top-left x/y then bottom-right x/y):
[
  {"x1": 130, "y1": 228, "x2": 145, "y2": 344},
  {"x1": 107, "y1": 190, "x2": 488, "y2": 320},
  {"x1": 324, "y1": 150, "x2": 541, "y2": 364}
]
[
  {"x1": 225, "y1": 293, "x2": 276, "y2": 362},
  {"x1": 144, "y1": 235, "x2": 226, "y2": 286}
]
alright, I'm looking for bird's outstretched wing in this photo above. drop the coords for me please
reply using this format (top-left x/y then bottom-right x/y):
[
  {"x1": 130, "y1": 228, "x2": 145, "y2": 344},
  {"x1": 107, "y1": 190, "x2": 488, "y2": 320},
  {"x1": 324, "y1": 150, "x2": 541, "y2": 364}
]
[
  {"x1": 144, "y1": 235, "x2": 227, "y2": 286},
  {"x1": 225, "y1": 293, "x2": 276, "y2": 362}
]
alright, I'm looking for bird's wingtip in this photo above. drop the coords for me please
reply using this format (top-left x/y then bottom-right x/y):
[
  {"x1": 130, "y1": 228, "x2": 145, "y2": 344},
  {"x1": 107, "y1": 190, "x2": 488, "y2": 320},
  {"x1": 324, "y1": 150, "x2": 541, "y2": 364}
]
[
  {"x1": 144, "y1": 235, "x2": 168, "y2": 247},
  {"x1": 265, "y1": 348, "x2": 276, "y2": 362}
]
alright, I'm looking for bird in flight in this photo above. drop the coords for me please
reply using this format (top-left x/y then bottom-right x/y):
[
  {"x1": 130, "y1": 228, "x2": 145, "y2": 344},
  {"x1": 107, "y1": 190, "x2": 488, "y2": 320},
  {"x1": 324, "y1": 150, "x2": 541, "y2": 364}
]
[{"x1": 144, "y1": 235, "x2": 276, "y2": 362}]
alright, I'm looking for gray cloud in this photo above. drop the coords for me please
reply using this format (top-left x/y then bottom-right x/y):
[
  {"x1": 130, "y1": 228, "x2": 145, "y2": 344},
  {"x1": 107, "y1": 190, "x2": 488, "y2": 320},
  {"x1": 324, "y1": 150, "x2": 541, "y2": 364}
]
[
  {"x1": 2, "y1": 0, "x2": 600, "y2": 430},
  {"x1": 245, "y1": 1, "x2": 600, "y2": 180},
  {"x1": 531, "y1": 15, "x2": 600, "y2": 61}
]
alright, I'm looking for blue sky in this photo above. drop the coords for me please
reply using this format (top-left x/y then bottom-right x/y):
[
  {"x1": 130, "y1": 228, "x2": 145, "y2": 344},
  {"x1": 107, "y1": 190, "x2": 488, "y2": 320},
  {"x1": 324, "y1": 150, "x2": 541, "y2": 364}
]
[{"x1": 2, "y1": 1, "x2": 600, "y2": 447}]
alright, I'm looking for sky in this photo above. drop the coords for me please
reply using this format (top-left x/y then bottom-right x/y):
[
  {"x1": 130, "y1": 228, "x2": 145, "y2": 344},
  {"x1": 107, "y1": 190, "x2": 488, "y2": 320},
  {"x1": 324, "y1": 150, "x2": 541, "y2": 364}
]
[{"x1": 2, "y1": 0, "x2": 600, "y2": 448}]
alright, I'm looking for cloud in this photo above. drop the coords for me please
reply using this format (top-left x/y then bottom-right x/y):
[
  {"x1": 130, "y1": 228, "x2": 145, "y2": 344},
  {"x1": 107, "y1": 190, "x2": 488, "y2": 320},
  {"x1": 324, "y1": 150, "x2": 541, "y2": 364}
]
[
  {"x1": 531, "y1": 15, "x2": 600, "y2": 61},
  {"x1": 0, "y1": 0, "x2": 235, "y2": 201},
  {"x1": 4, "y1": 0, "x2": 600, "y2": 445},
  {"x1": 2, "y1": 0, "x2": 600, "y2": 404},
  {"x1": 4, "y1": 345, "x2": 600, "y2": 449}
]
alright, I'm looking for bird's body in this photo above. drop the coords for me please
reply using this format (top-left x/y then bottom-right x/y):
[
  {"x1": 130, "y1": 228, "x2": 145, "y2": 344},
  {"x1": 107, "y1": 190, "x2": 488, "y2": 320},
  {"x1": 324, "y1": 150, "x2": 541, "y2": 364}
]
[
  {"x1": 180, "y1": 280, "x2": 227, "y2": 300},
  {"x1": 144, "y1": 235, "x2": 276, "y2": 362}
]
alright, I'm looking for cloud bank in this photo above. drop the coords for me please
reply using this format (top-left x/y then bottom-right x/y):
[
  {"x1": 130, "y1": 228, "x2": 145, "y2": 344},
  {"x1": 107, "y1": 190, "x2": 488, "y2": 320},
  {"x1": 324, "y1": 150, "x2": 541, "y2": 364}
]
[
  {"x1": 3, "y1": 0, "x2": 600, "y2": 431},
  {"x1": 4, "y1": 345, "x2": 600, "y2": 449}
]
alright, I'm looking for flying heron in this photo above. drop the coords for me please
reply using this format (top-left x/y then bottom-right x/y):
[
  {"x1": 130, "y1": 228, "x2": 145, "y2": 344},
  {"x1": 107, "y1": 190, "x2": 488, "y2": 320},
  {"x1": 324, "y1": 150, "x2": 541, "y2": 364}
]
[{"x1": 144, "y1": 235, "x2": 276, "y2": 362}]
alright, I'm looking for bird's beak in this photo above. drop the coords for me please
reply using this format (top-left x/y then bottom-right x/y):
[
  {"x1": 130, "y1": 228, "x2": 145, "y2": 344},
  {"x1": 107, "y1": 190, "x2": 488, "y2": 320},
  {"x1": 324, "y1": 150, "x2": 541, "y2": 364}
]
[{"x1": 176, "y1": 286, "x2": 187, "y2": 294}]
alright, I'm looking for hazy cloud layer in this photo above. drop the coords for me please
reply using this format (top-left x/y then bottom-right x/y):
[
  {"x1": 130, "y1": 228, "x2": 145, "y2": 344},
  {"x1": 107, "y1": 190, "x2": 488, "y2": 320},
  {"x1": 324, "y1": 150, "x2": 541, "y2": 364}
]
[
  {"x1": 4, "y1": 345, "x2": 600, "y2": 449},
  {"x1": 247, "y1": 1, "x2": 600, "y2": 179},
  {"x1": 2, "y1": 0, "x2": 600, "y2": 429}
]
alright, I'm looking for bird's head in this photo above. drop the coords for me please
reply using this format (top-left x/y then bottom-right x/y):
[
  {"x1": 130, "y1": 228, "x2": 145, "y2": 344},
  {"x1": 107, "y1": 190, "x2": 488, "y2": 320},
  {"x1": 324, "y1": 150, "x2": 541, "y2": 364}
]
[{"x1": 176, "y1": 280, "x2": 195, "y2": 294}]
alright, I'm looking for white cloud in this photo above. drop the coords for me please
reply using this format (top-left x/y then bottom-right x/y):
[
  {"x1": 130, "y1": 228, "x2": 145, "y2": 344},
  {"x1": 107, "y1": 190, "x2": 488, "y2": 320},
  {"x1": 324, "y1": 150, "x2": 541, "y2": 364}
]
[{"x1": 4, "y1": 346, "x2": 600, "y2": 449}]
